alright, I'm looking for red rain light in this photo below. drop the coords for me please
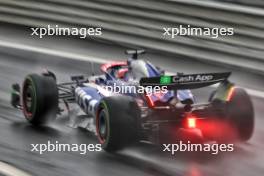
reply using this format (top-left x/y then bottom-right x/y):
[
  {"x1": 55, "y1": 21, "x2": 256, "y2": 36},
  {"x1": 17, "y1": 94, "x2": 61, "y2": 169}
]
[{"x1": 187, "y1": 118, "x2": 196, "y2": 128}]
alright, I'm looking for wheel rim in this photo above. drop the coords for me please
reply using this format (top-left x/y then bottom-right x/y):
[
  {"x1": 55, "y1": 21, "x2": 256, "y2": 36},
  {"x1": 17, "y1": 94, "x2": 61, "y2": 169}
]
[
  {"x1": 22, "y1": 80, "x2": 35, "y2": 119},
  {"x1": 97, "y1": 109, "x2": 108, "y2": 143},
  {"x1": 25, "y1": 86, "x2": 33, "y2": 111}
]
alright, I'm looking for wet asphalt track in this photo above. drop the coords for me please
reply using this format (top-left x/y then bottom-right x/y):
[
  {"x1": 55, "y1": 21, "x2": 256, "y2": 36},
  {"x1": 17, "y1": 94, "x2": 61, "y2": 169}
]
[{"x1": 0, "y1": 24, "x2": 264, "y2": 176}]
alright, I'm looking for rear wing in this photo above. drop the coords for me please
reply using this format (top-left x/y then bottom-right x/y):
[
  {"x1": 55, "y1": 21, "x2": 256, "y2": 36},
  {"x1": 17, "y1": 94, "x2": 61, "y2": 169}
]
[{"x1": 140, "y1": 72, "x2": 231, "y2": 90}]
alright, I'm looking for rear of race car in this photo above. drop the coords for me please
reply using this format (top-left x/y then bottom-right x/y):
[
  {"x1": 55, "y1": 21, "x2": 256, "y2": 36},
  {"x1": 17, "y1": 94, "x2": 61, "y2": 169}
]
[{"x1": 139, "y1": 72, "x2": 254, "y2": 144}]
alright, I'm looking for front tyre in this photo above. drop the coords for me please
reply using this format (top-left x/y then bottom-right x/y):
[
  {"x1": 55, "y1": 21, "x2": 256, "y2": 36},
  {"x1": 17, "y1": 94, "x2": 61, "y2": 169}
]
[
  {"x1": 22, "y1": 74, "x2": 58, "y2": 125},
  {"x1": 96, "y1": 96, "x2": 140, "y2": 152}
]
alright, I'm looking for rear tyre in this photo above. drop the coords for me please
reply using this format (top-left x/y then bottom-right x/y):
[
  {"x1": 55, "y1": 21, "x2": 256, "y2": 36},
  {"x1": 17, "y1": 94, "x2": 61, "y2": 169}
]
[
  {"x1": 22, "y1": 74, "x2": 58, "y2": 125},
  {"x1": 96, "y1": 96, "x2": 140, "y2": 152},
  {"x1": 226, "y1": 88, "x2": 254, "y2": 141}
]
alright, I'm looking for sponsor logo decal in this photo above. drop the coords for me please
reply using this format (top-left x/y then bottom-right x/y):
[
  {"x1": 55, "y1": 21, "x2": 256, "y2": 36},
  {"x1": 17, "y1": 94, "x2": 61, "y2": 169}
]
[
  {"x1": 75, "y1": 87, "x2": 98, "y2": 115},
  {"x1": 172, "y1": 74, "x2": 214, "y2": 83},
  {"x1": 160, "y1": 76, "x2": 172, "y2": 84}
]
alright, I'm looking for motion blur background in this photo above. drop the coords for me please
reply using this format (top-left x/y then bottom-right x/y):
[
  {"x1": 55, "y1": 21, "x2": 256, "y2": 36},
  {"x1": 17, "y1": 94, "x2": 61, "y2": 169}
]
[{"x1": 0, "y1": 0, "x2": 264, "y2": 176}]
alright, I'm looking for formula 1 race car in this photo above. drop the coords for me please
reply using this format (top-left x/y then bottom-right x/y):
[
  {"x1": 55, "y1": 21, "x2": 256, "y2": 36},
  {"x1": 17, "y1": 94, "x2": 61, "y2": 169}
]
[{"x1": 10, "y1": 50, "x2": 254, "y2": 152}]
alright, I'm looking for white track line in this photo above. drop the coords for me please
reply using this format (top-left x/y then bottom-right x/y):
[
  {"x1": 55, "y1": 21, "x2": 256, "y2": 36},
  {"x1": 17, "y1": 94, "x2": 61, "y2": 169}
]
[
  {"x1": 0, "y1": 162, "x2": 31, "y2": 176},
  {"x1": 0, "y1": 40, "x2": 108, "y2": 64},
  {"x1": 0, "y1": 40, "x2": 264, "y2": 99},
  {"x1": 244, "y1": 89, "x2": 264, "y2": 99}
]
